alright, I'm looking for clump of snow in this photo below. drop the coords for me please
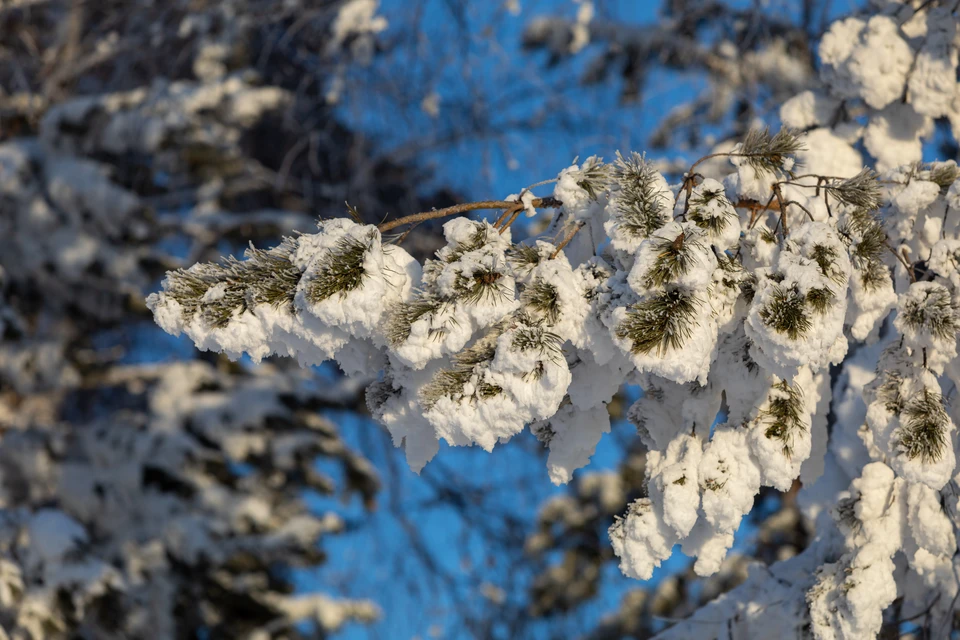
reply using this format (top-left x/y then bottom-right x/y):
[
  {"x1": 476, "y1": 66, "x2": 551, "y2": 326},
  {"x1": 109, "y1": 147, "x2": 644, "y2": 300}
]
[{"x1": 819, "y1": 16, "x2": 913, "y2": 110}]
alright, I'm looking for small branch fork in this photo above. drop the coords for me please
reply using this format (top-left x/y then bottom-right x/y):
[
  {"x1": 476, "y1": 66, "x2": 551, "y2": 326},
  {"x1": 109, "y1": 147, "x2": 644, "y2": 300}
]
[{"x1": 377, "y1": 197, "x2": 563, "y2": 233}]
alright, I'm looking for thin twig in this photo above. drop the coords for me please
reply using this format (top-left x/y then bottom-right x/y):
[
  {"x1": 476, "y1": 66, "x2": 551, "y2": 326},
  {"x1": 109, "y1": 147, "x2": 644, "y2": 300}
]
[
  {"x1": 772, "y1": 183, "x2": 789, "y2": 238},
  {"x1": 785, "y1": 200, "x2": 816, "y2": 222},
  {"x1": 551, "y1": 222, "x2": 585, "y2": 259},
  {"x1": 493, "y1": 204, "x2": 522, "y2": 228},
  {"x1": 377, "y1": 197, "x2": 562, "y2": 233},
  {"x1": 499, "y1": 207, "x2": 525, "y2": 234},
  {"x1": 885, "y1": 241, "x2": 916, "y2": 282}
]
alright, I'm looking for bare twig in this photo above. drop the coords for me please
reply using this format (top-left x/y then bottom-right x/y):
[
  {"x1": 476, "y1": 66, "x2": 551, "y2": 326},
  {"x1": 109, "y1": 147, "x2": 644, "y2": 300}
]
[
  {"x1": 772, "y1": 183, "x2": 789, "y2": 238},
  {"x1": 551, "y1": 222, "x2": 585, "y2": 259},
  {"x1": 494, "y1": 203, "x2": 522, "y2": 228},
  {"x1": 377, "y1": 197, "x2": 563, "y2": 233}
]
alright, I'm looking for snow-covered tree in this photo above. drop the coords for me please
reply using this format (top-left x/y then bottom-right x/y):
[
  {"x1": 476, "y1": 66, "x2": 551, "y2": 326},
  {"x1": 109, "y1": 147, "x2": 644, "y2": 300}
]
[{"x1": 151, "y1": 1, "x2": 960, "y2": 636}]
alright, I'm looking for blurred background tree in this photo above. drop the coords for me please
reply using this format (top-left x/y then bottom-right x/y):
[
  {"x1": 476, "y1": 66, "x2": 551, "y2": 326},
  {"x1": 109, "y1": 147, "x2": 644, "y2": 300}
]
[{"x1": 0, "y1": 0, "x2": 907, "y2": 638}]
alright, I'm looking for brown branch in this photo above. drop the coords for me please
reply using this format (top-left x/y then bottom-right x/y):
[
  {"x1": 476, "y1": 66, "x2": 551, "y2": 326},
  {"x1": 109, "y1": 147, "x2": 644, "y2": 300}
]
[
  {"x1": 493, "y1": 204, "x2": 521, "y2": 228},
  {"x1": 377, "y1": 197, "x2": 563, "y2": 233},
  {"x1": 889, "y1": 243, "x2": 917, "y2": 283},
  {"x1": 772, "y1": 183, "x2": 789, "y2": 238},
  {"x1": 734, "y1": 198, "x2": 781, "y2": 213},
  {"x1": 499, "y1": 207, "x2": 524, "y2": 234},
  {"x1": 551, "y1": 222, "x2": 585, "y2": 259}
]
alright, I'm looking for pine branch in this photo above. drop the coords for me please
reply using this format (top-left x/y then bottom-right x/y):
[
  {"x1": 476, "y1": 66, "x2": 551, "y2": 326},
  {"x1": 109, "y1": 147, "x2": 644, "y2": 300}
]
[
  {"x1": 161, "y1": 239, "x2": 302, "y2": 328},
  {"x1": 688, "y1": 127, "x2": 804, "y2": 177}
]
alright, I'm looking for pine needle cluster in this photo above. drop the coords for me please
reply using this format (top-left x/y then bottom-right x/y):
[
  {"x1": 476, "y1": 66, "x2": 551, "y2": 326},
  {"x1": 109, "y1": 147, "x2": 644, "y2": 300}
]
[
  {"x1": 900, "y1": 284, "x2": 960, "y2": 342},
  {"x1": 513, "y1": 324, "x2": 563, "y2": 360},
  {"x1": 928, "y1": 163, "x2": 960, "y2": 193},
  {"x1": 506, "y1": 243, "x2": 543, "y2": 272},
  {"x1": 840, "y1": 207, "x2": 887, "y2": 272},
  {"x1": 385, "y1": 296, "x2": 444, "y2": 346},
  {"x1": 575, "y1": 156, "x2": 615, "y2": 200},
  {"x1": 759, "y1": 227, "x2": 778, "y2": 245},
  {"x1": 420, "y1": 331, "x2": 502, "y2": 410},
  {"x1": 827, "y1": 169, "x2": 882, "y2": 211},
  {"x1": 899, "y1": 388, "x2": 949, "y2": 463},
  {"x1": 875, "y1": 369, "x2": 905, "y2": 415},
  {"x1": 162, "y1": 239, "x2": 302, "y2": 328},
  {"x1": 616, "y1": 289, "x2": 701, "y2": 356},
  {"x1": 858, "y1": 258, "x2": 890, "y2": 292},
  {"x1": 758, "y1": 380, "x2": 806, "y2": 456},
  {"x1": 805, "y1": 287, "x2": 836, "y2": 315},
  {"x1": 741, "y1": 273, "x2": 758, "y2": 304},
  {"x1": 520, "y1": 279, "x2": 561, "y2": 325},
  {"x1": 612, "y1": 152, "x2": 670, "y2": 239},
  {"x1": 688, "y1": 188, "x2": 734, "y2": 235},
  {"x1": 305, "y1": 234, "x2": 371, "y2": 303},
  {"x1": 759, "y1": 284, "x2": 812, "y2": 340},
  {"x1": 443, "y1": 224, "x2": 490, "y2": 263},
  {"x1": 391, "y1": 228, "x2": 512, "y2": 346},
  {"x1": 810, "y1": 244, "x2": 845, "y2": 284},
  {"x1": 454, "y1": 267, "x2": 510, "y2": 304},
  {"x1": 513, "y1": 324, "x2": 563, "y2": 380},
  {"x1": 737, "y1": 127, "x2": 804, "y2": 177},
  {"x1": 642, "y1": 230, "x2": 704, "y2": 288},
  {"x1": 715, "y1": 251, "x2": 745, "y2": 293},
  {"x1": 852, "y1": 227, "x2": 887, "y2": 269}
]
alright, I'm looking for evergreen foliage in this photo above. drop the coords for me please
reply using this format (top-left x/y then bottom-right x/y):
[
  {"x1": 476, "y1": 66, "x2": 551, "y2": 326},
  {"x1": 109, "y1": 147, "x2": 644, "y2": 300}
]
[
  {"x1": 616, "y1": 289, "x2": 700, "y2": 356},
  {"x1": 611, "y1": 152, "x2": 670, "y2": 238}
]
